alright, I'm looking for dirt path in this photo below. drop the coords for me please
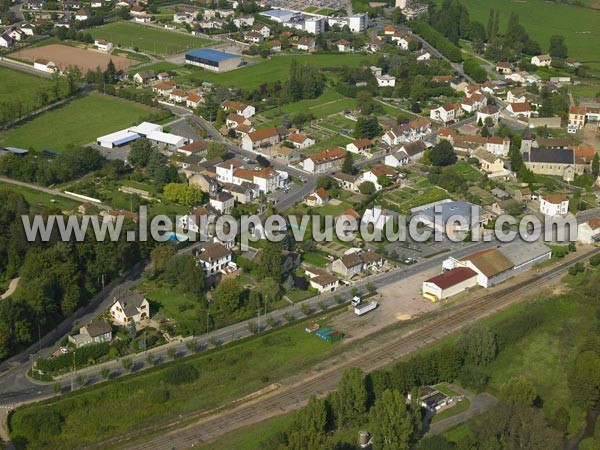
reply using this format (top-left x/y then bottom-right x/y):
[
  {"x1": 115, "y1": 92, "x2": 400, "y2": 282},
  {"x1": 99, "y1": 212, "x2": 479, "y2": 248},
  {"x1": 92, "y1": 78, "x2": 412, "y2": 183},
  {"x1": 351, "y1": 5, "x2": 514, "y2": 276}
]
[{"x1": 0, "y1": 277, "x2": 19, "y2": 300}]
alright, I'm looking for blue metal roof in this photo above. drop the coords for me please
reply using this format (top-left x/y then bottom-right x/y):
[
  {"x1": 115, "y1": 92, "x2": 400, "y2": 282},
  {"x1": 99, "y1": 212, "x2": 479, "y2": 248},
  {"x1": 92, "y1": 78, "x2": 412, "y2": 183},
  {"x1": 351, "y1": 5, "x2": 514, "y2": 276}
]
[
  {"x1": 113, "y1": 133, "x2": 140, "y2": 146},
  {"x1": 185, "y1": 49, "x2": 239, "y2": 62}
]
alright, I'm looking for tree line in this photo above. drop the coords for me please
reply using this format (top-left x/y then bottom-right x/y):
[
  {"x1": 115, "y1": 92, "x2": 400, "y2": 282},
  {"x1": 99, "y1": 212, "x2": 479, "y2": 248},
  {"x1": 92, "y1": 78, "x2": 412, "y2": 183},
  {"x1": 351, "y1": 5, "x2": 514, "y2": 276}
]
[{"x1": 0, "y1": 189, "x2": 158, "y2": 360}]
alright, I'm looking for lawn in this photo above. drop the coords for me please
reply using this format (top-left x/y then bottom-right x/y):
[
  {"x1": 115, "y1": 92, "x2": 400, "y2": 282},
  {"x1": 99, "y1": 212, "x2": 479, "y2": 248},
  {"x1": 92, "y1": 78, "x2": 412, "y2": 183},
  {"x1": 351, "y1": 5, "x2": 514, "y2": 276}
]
[
  {"x1": 302, "y1": 251, "x2": 331, "y2": 267},
  {"x1": 91, "y1": 22, "x2": 211, "y2": 55},
  {"x1": 143, "y1": 286, "x2": 205, "y2": 334},
  {"x1": 182, "y1": 54, "x2": 374, "y2": 89},
  {"x1": 9, "y1": 324, "x2": 335, "y2": 448},
  {"x1": 0, "y1": 67, "x2": 56, "y2": 114},
  {"x1": 447, "y1": 161, "x2": 483, "y2": 182},
  {"x1": 0, "y1": 181, "x2": 82, "y2": 213},
  {"x1": 435, "y1": 0, "x2": 600, "y2": 64},
  {"x1": 381, "y1": 185, "x2": 451, "y2": 214},
  {"x1": 0, "y1": 92, "x2": 160, "y2": 151}
]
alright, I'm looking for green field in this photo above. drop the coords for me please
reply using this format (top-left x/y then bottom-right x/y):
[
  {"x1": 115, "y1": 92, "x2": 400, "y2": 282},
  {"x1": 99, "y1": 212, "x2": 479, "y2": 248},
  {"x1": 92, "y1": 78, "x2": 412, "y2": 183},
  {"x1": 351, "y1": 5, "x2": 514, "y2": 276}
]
[
  {"x1": 0, "y1": 93, "x2": 160, "y2": 151},
  {"x1": 91, "y1": 22, "x2": 211, "y2": 55},
  {"x1": 0, "y1": 181, "x2": 81, "y2": 212},
  {"x1": 0, "y1": 67, "x2": 56, "y2": 110},
  {"x1": 183, "y1": 54, "x2": 374, "y2": 89},
  {"x1": 9, "y1": 324, "x2": 335, "y2": 448},
  {"x1": 437, "y1": 0, "x2": 600, "y2": 65}
]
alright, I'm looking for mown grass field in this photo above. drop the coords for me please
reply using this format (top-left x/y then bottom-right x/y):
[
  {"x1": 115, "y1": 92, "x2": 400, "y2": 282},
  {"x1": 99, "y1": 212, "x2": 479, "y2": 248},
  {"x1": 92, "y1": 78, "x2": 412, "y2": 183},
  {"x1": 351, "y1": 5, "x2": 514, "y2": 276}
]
[
  {"x1": 185, "y1": 54, "x2": 374, "y2": 89},
  {"x1": 0, "y1": 93, "x2": 159, "y2": 150},
  {"x1": 437, "y1": 0, "x2": 600, "y2": 65},
  {"x1": 9, "y1": 324, "x2": 336, "y2": 448},
  {"x1": 0, "y1": 67, "x2": 56, "y2": 111},
  {"x1": 0, "y1": 181, "x2": 81, "y2": 212},
  {"x1": 91, "y1": 22, "x2": 211, "y2": 55}
]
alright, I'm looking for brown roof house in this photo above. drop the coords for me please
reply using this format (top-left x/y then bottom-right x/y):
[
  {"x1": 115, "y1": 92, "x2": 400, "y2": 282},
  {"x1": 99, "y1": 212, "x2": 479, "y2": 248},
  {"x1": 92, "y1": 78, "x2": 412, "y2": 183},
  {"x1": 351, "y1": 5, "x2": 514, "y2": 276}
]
[{"x1": 110, "y1": 292, "x2": 150, "y2": 326}]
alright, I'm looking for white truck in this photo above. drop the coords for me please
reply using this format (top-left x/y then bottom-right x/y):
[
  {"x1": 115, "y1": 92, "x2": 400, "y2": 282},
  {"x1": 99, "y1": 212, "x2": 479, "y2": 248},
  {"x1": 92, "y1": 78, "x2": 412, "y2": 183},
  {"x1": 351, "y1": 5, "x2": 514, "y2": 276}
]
[{"x1": 352, "y1": 296, "x2": 378, "y2": 316}]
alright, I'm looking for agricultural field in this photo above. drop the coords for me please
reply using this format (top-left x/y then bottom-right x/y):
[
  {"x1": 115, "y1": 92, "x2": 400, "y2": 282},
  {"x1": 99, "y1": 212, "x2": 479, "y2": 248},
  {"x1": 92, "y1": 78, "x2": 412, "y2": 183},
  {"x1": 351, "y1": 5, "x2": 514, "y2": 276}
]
[
  {"x1": 91, "y1": 22, "x2": 211, "y2": 55},
  {"x1": 438, "y1": 0, "x2": 600, "y2": 66},
  {"x1": 10, "y1": 44, "x2": 138, "y2": 72},
  {"x1": 0, "y1": 92, "x2": 160, "y2": 150},
  {"x1": 183, "y1": 54, "x2": 374, "y2": 89}
]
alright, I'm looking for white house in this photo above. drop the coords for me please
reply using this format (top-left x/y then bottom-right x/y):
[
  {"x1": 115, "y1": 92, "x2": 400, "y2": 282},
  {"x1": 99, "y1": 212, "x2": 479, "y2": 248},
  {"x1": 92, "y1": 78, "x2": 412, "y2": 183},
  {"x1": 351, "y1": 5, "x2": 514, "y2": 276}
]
[
  {"x1": 297, "y1": 37, "x2": 316, "y2": 51},
  {"x1": 288, "y1": 133, "x2": 314, "y2": 149},
  {"x1": 68, "y1": 321, "x2": 112, "y2": 348},
  {"x1": 422, "y1": 267, "x2": 478, "y2": 302},
  {"x1": 477, "y1": 105, "x2": 500, "y2": 126},
  {"x1": 222, "y1": 100, "x2": 255, "y2": 118},
  {"x1": 384, "y1": 140, "x2": 427, "y2": 167},
  {"x1": 415, "y1": 50, "x2": 431, "y2": 61},
  {"x1": 33, "y1": 58, "x2": 57, "y2": 73},
  {"x1": 209, "y1": 191, "x2": 235, "y2": 214},
  {"x1": 173, "y1": 12, "x2": 195, "y2": 24},
  {"x1": 75, "y1": 8, "x2": 89, "y2": 20},
  {"x1": 197, "y1": 242, "x2": 233, "y2": 277},
  {"x1": 391, "y1": 32, "x2": 412, "y2": 49},
  {"x1": 346, "y1": 138, "x2": 373, "y2": 155},
  {"x1": 94, "y1": 39, "x2": 113, "y2": 52},
  {"x1": 485, "y1": 136, "x2": 510, "y2": 156},
  {"x1": 335, "y1": 39, "x2": 352, "y2": 52},
  {"x1": 531, "y1": 54, "x2": 552, "y2": 67},
  {"x1": 252, "y1": 23, "x2": 271, "y2": 38},
  {"x1": 303, "y1": 148, "x2": 346, "y2": 174},
  {"x1": 460, "y1": 93, "x2": 487, "y2": 113},
  {"x1": 306, "y1": 188, "x2": 330, "y2": 206},
  {"x1": 429, "y1": 103, "x2": 461, "y2": 125},
  {"x1": 540, "y1": 194, "x2": 569, "y2": 216},
  {"x1": 376, "y1": 74, "x2": 396, "y2": 87},
  {"x1": 0, "y1": 33, "x2": 14, "y2": 48},
  {"x1": 306, "y1": 271, "x2": 339, "y2": 293},
  {"x1": 110, "y1": 293, "x2": 150, "y2": 325},
  {"x1": 578, "y1": 218, "x2": 600, "y2": 244},
  {"x1": 359, "y1": 165, "x2": 396, "y2": 191},
  {"x1": 382, "y1": 118, "x2": 431, "y2": 146},
  {"x1": 506, "y1": 102, "x2": 532, "y2": 118},
  {"x1": 507, "y1": 88, "x2": 527, "y2": 104}
]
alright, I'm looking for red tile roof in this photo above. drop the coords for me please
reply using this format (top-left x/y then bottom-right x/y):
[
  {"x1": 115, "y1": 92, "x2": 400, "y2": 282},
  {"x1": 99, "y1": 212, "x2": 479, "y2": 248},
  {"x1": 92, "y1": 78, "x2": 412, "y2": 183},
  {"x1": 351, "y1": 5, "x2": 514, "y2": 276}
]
[{"x1": 425, "y1": 267, "x2": 477, "y2": 289}]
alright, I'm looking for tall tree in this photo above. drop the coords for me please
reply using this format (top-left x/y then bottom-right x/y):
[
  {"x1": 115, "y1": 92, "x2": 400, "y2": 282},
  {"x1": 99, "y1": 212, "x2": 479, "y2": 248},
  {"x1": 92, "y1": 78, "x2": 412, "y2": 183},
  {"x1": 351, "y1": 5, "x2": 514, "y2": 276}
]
[
  {"x1": 592, "y1": 153, "x2": 599, "y2": 177},
  {"x1": 333, "y1": 367, "x2": 368, "y2": 428},
  {"x1": 342, "y1": 151, "x2": 354, "y2": 175},
  {"x1": 369, "y1": 389, "x2": 415, "y2": 450},
  {"x1": 499, "y1": 376, "x2": 537, "y2": 406},
  {"x1": 286, "y1": 396, "x2": 330, "y2": 450},
  {"x1": 455, "y1": 323, "x2": 497, "y2": 366},
  {"x1": 429, "y1": 140, "x2": 456, "y2": 167},
  {"x1": 549, "y1": 35, "x2": 568, "y2": 58},
  {"x1": 129, "y1": 138, "x2": 154, "y2": 167}
]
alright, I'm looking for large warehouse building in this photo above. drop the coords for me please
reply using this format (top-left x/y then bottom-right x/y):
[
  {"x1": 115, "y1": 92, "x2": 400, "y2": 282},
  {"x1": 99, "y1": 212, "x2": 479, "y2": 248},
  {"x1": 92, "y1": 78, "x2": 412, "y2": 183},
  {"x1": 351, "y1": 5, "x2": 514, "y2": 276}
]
[
  {"x1": 184, "y1": 49, "x2": 242, "y2": 72},
  {"x1": 422, "y1": 240, "x2": 552, "y2": 302}
]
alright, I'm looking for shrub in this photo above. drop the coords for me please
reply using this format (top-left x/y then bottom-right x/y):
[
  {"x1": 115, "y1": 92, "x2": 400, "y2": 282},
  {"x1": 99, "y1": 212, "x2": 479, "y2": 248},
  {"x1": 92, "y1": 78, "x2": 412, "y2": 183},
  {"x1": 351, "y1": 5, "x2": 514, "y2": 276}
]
[
  {"x1": 163, "y1": 363, "x2": 199, "y2": 385},
  {"x1": 459, "y1": 365, "x2": 489, "y2": 392},
  {"x1": 149, "y1": 388, "x2": 170, "y2": 403}
]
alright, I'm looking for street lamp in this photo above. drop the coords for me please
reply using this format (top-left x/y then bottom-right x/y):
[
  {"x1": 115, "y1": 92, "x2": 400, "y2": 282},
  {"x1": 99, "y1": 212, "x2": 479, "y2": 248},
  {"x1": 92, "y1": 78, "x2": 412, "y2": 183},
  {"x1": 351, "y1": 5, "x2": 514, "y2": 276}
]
[{"x1": 206, "y1": 311, "x2": 210, "y2": 335}]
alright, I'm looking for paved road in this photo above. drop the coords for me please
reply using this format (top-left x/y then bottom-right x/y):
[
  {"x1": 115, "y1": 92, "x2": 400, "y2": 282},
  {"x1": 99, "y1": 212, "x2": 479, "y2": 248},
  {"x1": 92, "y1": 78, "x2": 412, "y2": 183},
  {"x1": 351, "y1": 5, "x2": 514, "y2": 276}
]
[{"x1": 0, "y1": 57, "x2": 51, "y2": 79}]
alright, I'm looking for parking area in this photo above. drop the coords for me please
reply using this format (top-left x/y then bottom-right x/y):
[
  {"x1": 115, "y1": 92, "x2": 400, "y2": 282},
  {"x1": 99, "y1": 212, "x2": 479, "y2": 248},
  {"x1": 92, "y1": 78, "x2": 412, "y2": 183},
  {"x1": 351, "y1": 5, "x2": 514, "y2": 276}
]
[{"x1": 330, "y1": 266, "x2": 441, "y2": 342}]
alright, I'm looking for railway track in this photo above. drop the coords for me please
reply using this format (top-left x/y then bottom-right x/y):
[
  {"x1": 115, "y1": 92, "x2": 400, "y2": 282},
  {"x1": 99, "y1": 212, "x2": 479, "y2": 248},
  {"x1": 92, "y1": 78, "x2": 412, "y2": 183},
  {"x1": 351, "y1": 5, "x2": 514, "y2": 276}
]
[{"x1": 95, "y1": 249, "x2": 597, "y2": 450}]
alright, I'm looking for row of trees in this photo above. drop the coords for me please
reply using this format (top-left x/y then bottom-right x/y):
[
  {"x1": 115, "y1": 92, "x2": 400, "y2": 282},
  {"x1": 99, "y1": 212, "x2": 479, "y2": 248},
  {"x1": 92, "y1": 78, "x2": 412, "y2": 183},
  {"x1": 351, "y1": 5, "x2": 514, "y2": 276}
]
[{"x1": 0, "y1": 146, "x2": 103, "y2": 186}]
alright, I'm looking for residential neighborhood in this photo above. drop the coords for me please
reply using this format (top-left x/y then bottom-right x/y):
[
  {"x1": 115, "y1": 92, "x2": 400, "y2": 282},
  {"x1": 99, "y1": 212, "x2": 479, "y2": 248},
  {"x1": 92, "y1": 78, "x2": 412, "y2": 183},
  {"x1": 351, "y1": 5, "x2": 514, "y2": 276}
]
[{"x1": 0, "y1": 0, "x2": 599, "y2": 448}]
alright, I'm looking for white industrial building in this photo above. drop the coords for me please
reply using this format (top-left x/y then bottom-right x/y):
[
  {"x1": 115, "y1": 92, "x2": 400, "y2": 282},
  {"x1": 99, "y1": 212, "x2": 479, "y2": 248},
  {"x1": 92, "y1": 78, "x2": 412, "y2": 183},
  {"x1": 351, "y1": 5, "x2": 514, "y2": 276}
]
[{"x1": 96, "y1": 122, "x2": 189, "y2": 149}]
